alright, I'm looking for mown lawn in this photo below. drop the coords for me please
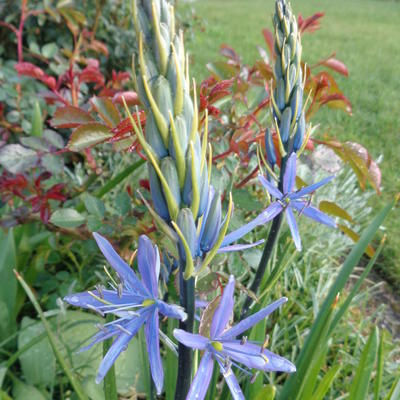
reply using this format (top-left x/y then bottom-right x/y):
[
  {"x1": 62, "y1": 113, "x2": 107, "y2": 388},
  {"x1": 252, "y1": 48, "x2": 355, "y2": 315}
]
[{"x1": 183, "y1": 0, "x2": 400, "y2": 289}]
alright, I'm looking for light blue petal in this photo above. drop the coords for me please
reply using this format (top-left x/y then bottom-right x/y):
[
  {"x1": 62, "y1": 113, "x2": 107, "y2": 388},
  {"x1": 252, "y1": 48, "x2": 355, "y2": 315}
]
[
  {"x1": 285, "y1": 207, "x2": 302, "y2": 251},
  {"x1": 157, "y1": 301, "x2": 187, "y2": 321},
  {"x1": 291, "y1": 201, "x2": 337, "y2": 228},
  {"x1": 289, "y1": 175, "x2": 334, "y2": 200},
  {"x1": 218, "y1": 362, "x2": 245, "y2": 400},
  {"x1": 145, "y1": 310, "x2": 164, "y2": 395},
  {"x1": 258, "y1": 175, "x2": 283, "y2": 199},
  {"x1": 173, "y1": 329, "x2": 209, "y2": 350},
  {"x1": 221, "y1": 203, "x2": 283, "y2": 247},
  {"x1": 217, "y1": 239, "x2": 264, "y2": 253},
  {"x1": 221, "y1": 341, "x2": 296, "y2": 373},
  {"x1": 210, "y1": 275, "x2": 235, "y2": 338},
  {"x1": 220, "y1": 297, "x2": 288, "y2": 340},
  {"x1": 283, "y1": 153, "x2": 297, "y2": 194},
  {"x1": 93, "y1": 232, "x2": 148, "y2": 296},
  {"x1": 95, "y1": 311, "x2": 148, "y2": 383},
  {"x1": 64, "y1": 290, "x2": 143, "y2": 310},
  {"x1": 186, "y1": 351, "x2": 214, "y2": 400},
  {"x1": 137, "y1": 235, "x2": 159, "y2": 298}
]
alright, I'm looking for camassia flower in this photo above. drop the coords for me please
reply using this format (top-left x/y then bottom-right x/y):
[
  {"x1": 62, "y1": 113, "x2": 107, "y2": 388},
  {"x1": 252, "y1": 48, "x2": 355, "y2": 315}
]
[
  {"x1": 174, "y1": 276, "x2": 295, "y2": 400},
  {"x1": 222, "y1": 153, "x2": 336, "y2": 251},
  {"x1": 64, "y1": 233, "x2": 186, "y2": 394}
]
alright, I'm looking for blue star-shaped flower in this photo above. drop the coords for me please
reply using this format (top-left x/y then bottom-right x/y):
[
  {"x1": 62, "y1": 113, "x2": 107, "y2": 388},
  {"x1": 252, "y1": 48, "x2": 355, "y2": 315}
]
[
  {"x1": 174, "y1": 275, "x2": 295, "y2": 400},
  {"x1": 64, "y1": 233, "x2": 186, "y2": 394},
  {"x1": 221, "y1": 153, "x2": 336, "y2": 251}
]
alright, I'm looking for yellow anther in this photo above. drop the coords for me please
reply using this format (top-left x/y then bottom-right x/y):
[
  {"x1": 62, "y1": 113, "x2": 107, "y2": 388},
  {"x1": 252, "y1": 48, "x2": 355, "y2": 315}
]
[
  {"x1": 142, "y1": 299, "x2": 156, "y2": 307},
  {"x1": 211, "y1": 341, "x2": 224, "y2": 352}
]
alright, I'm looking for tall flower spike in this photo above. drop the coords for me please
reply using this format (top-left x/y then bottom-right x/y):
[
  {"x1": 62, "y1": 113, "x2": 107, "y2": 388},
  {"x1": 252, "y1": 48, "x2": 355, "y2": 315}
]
[
  {"x1": 130, "y1": 0, "x2": 261, "y2": 278},
  {"x1": 131, "y1": 0, "x2": 208, "y2": 220},
  {"x1": 222, "y1": 153, "x2": 336, "y2": 251},
  {"x1": 267, "y1": 0, "x2": 306, "y2": 164},
  {"x1": 64, "y1": 233, "x2": 186, "y2": 394},
  {"x1": 174, "y1": 276, "x2": 296, "y2": 400}
]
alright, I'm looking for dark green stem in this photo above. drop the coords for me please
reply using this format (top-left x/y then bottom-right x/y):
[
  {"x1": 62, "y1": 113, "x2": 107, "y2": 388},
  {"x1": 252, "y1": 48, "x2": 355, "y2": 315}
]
[
  {"x1": 175, "y1": 270, "x2": 195, "y2": 400},
  {"x1": 241, "y1": 213, "x2": 283, "y2": 319},
  {"x1": 241, "y1": 156, "x2": 288, "y2": 319}
]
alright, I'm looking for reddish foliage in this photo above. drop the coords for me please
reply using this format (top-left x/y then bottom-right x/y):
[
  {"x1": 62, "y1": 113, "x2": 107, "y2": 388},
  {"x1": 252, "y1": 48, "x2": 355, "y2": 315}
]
[
  {"x1": 297, "y1": 12, "x2": 325, "y2": 34},
  {"x1": 111, "y1": 110, "x2": 146, "y2": 141},
  {"x1": 199, "y1": 77, "x2": 233, "y2": 116},
  {"x1": 1, "y1": 171, "x2": 67, "y2": 223},
  {"x1": 15, "y1": 62, "x2": 56, "y2": 90}
]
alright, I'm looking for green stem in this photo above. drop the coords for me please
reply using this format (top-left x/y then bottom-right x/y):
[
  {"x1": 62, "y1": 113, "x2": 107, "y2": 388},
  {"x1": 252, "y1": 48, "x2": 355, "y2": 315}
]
[
  {"x1": 241, "y1": 214, "x2": 283, "y2": 319},
  {"x1": 15, "y1": 271, "x2": 88, "y2": 400},
  {"x1": 175, "y1": 269, "x2": 195, "y2": 400},
  {"x1": 103, "y1": 315, "x2": 118, "y2": 400},
  {"x1": 241, "y1": 157, "x2": 287, "y2": 319}
]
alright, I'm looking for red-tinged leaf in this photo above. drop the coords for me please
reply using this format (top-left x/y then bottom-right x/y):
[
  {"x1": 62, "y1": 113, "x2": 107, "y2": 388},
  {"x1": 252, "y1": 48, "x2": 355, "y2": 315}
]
[
  {"x1": 220, "y1": 44, "x2": 240, "y2": 64},
  {"x1": 338, "y1": 224, "x2": 375, "y2": 258},
  {"x1": 111, "y1": 70, "x2": 131, "y2": 85},
  {"x1": 319, "y1": 201, "x2": 354, "y2": 223},
  {"x1": 345, "y1": 142, "x2": 381, "y2": 193},
  {"x1": 90, "y1": 96, "x2": 120, "y2": 127},
  {"x1": 320, "y1": 58, "x2": 349, "y2": 77},
  {"x1": 112, "y1": 91, "x2": 140, "y2": 106},
  {"x1": 79, "y1": 66, "x2": 104, "y2": 87},
  {"x1": 50, "y1": 106, "x2": 94, "y2": 128},
  {"x1": 298, "y1": 12, "x2": 325, "y2": 34},
  {"x1": 15, "y1": 62, "x2": 56, "y2": 90},
  {"x1": 88, "y1": 39, "x2": 109, "y2": 56},
  {"x1": 262, "y1": 28, "x2": 275, "y2": 57},
  {"x1": 319, "y1": 93, "x2": 352, "y2": 115},
  {"x1": 68, "y1": 123, "x2": 112, "y2": 151},
  {"x1": 111, "y1": 111, "x2": 146, "y2": 140}
]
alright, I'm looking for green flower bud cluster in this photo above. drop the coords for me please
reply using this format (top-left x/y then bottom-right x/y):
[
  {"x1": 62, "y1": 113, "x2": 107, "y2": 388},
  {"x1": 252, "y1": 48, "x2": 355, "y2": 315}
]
[
  {"x1": 267, "y1": 0, "x2": 309, "y2": 162},
  {"x1": 126, "y1": 0, "x2": 229, "y2": 278}
]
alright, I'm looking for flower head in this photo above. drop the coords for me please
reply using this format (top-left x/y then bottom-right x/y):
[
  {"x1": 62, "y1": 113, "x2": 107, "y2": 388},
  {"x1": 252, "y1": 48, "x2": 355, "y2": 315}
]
[
  {"x1": 64, "y1": 233, "x2": 186, "y2": 394},
  {"x1": 174, "y1": 276, "x2": 295, "y2": 400},
  {"x1": 222, "y1": 153, "x2": 336, "y2": 251}
]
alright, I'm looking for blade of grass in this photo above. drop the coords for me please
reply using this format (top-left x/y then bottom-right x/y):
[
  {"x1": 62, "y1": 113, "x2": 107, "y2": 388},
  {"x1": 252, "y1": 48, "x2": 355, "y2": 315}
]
[
  {"x1": 279, "y1": 200, "x2": 395, "y2": 400},
  {"x1": 14, "y1": 271, "x2": 88, "y2": 400},
  {"x1": 385, "y1": 378, "x2": 400, "y2": 400},
  {"x1": 348, "y1": 327, "x2": 378, "y2": 400},
  {"x1": 328, "y1": 235, "x2": 386, "y2": 336},
  {"x1": 374, "y1": 328, "x2": 385, "y2": 400},
  {"x1": 310, "y1": 364, "x2": 341, "y2": 400}
]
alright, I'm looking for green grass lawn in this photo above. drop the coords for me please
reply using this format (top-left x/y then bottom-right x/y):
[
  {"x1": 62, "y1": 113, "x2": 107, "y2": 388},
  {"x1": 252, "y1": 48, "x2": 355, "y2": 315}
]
[{"x1": 183, "y1": 0, "x2": 400, "y2": 289}]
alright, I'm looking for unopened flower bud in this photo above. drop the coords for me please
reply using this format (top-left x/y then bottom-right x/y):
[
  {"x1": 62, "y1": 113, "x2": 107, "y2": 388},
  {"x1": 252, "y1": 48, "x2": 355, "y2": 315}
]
[
  {"x1": 176, "y1": 208, "x2": 197, "y2": 260},
  {"x1": 265, "y1": 128, "x2": 277, "y2": 166},
  {"x1": 200, "y1": 190, "x2": 221, "y2": 252},
  {"x1": 146, "y1": 114, "x2": 168, "y2": 158},
  {"x1": 293, "y1": 113, "x2": 305, "y2": 151},
  {"x1": 279, "y1": 107, "x2": 292, "y2": 144},
  {"x1": 160, "y1": 157, "x2": 181, "y2": 208},
  {"x1": 148, "y1": 164, "x2": 170, "y2": 221}
]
